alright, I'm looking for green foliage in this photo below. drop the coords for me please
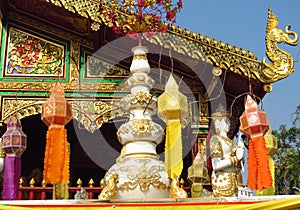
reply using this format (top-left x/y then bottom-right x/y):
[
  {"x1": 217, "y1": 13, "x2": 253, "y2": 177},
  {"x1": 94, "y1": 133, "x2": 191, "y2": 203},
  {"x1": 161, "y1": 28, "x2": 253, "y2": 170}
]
[
  {"x1": 292, "y1": 104, "x2": 300, "y2": 126},
  {"x1": 273, "y1": 107, "x2": 300, "y2": 194}
]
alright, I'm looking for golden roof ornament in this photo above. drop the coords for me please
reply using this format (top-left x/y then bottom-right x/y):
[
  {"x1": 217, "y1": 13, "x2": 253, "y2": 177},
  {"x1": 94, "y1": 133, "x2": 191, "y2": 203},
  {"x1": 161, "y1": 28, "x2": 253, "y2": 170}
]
[{"x1": 257, "y1": 7, "x2": 299, "y2": 83}]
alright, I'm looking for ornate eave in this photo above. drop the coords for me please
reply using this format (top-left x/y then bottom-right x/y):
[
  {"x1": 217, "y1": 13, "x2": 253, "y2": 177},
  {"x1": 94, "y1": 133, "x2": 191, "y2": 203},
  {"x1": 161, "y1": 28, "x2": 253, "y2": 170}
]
[
  {"x1": 41, "y1": 0, "x2": 260, "y2": 80},
  {"x1": 41, "y1": 0, "x2": 298, "y2": 85}
]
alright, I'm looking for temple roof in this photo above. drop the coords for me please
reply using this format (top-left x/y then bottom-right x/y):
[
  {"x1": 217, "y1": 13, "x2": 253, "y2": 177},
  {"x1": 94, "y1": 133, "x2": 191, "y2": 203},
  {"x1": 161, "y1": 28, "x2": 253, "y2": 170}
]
[{"x1": 0, "y1": 0, "x2": 298, "y2": 135}]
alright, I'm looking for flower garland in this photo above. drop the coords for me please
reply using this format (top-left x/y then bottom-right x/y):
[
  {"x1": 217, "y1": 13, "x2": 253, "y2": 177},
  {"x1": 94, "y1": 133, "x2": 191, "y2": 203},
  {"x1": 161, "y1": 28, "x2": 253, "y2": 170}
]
[{"x1": 98, "y1": 0, "x2": 183, "y2": 36}]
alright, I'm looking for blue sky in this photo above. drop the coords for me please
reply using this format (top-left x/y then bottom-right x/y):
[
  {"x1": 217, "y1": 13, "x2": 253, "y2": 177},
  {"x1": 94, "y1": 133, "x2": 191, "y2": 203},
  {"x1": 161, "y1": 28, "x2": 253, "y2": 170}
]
[{"x1": 175, "y1": 1, "x2": 300, "y2": 130}]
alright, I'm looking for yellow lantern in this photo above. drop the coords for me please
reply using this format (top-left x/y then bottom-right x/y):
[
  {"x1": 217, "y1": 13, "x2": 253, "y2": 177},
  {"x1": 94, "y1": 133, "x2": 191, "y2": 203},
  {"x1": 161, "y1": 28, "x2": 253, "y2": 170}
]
[{"x1": 157, "y1": 74, "x2": 188, "y2": 179}]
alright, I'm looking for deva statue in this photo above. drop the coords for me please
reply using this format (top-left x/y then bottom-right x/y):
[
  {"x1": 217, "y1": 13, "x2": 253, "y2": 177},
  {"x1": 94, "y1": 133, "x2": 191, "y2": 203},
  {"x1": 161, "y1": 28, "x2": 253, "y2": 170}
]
[{"x1": 210, "y1": 104, "x2": 245, "y2": 196}]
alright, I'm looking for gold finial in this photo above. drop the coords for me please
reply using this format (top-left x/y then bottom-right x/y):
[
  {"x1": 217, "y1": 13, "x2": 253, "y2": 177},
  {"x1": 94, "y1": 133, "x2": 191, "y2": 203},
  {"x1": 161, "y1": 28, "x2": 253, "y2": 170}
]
[
  {"x1": 100, "y1": 178, "x2": 105, "y2": 188},
  {"x1": 77, "y1": 178, "x2": 82, "y2": 187},
  {"x1": 42, "y1": 180, "x2": 47, "y2": 187},
  {"x1": 29, "y1": 178, "x2": 35, "y2": 187},
  {"x1": 89, "y1": 179, "x2": 94, "y2": 187},
  {"x1": 19, "y1": 177, "x2": 24, "y2": 187}
]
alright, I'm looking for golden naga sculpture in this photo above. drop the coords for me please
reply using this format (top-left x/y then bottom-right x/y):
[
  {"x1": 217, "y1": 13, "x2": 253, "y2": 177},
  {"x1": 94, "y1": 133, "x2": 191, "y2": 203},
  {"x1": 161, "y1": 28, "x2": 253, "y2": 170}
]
[
  {"x1": 98, "y1": 174, "x2": 119, "y2": 200},
  {"x1": 169, "y1": 177, "x2": 188, "y2": 198},
  {"x1": 258, "y1": 8, "x2": 298, "y2": 83}
]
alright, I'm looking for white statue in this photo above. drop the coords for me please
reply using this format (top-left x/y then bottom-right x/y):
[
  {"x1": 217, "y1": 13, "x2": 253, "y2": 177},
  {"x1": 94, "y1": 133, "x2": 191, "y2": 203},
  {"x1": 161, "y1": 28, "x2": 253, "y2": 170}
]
[{"x1": 210, "y1": 105, "x2": 244, "y2": 197}]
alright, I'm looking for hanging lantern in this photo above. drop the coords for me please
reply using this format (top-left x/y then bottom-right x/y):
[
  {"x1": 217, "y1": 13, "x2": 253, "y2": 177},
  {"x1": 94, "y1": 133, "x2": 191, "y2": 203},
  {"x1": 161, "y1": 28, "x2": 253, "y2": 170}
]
[
  {"x1": 42, "y1": 82, "x2": 72, "y2": 185},
  {"x1": 239, "y1": 95, "x2": 272, "y2": 191},
  {"x1": 2, "y1": 117, "x2": 27, "y2": 156},
  {"x1": 239, "y1": 95, "x2": 269, "y2": 137},
  {"x1": 42, "y1": 83, "x2": 72, "y2": 126},
  {"x1": 1, "y1": 116, "x2": 27, "y2": 200},
  {"x1": 157, "y1": 74, "x2": 188, "y2": 179}
]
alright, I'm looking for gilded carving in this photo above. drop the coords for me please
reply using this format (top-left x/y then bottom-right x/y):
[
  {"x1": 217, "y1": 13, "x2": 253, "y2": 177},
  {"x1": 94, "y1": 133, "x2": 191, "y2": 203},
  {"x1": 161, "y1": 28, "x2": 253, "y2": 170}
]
[
  {"x1": 129, "y1": 92, "x2": 153, "y2": 105},
  {"x1": 86, "y1": 55, "x2": 129, "y2": 77},
  {"x1": 3, "y1": 12, "x2": 95, "y2": 92},
  {"x1": 117, "y1": 159, "x2": 168, "y2": 192},
  {"x1": 70, "y1": 100, "x2": 113, "y2": 132},
  {"x1": 6, "y1": 27, "x2": 64, "y2": 76},
  {"x1": 44, "y1": 0, "x2": 102, "y2": 24},
  {"x1": 211, "y1": 172, "x2": 238, "y2": 196},
  {"x1": 258, "y1": 8, "x2": 299, "y2": 83},
  {"x1": 169, "y1": 177, "x2": 188, "y2": 198},
  {"x1": 133, "y1": 54, "x2": 148, "y2": 61},
  {"x1": 2, "y1": 99, "x2": 43, "y2": 122},
  {"x1": 1, "y1": 98, "x2": 116, "y2": 133},
  {"x1": 98, "y1": 174, "x2": 119, "y2": 200},
  {"x1": 145, "y1": 32, "x2": 208, "y2": 63},
  {"x1": 117, "y1": 119, "x2": 163, "y2": 143}
]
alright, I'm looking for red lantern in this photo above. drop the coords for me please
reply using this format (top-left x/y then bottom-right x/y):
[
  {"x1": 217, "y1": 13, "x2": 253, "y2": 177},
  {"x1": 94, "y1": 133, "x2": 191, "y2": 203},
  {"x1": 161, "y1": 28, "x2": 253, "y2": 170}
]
[
  {"x1": 239, "y1": 95, "x2": 272, "y2": 191},
  {"x1": 240, "y1": 95, "x2": 269, "y2": 137},
  {"x1": 2, "y1": 116, "x2": 27, "y2": 200},
  {"x1": 42, "y1": 82, "x2": 71, "y2": 184},
  {"x1": 2, "y1": 116, "x2": 27, "y2": 156}
]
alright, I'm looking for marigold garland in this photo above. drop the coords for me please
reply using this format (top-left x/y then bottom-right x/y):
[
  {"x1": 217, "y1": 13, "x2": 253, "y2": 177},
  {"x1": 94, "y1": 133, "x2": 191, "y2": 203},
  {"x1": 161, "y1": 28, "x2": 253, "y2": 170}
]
[{"x1": 43, "y1": 126, "x2": 69, "y2": 184}]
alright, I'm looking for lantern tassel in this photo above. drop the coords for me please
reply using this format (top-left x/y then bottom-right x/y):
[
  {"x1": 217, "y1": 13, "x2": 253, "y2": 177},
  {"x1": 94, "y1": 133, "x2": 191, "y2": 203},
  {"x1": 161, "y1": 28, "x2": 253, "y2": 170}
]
[
  {"x1": 165, "y1": 120, "x2": 183, "y2": 179},
  {"x1": 247, "y1": 136, "x2": 272, "y2": 191},
  {"x1": 2, "y1": 156, "x2": 21, "y2": 200},
  {"x1": 43, "y1": 126, "x2": 69, "y2": 184}
]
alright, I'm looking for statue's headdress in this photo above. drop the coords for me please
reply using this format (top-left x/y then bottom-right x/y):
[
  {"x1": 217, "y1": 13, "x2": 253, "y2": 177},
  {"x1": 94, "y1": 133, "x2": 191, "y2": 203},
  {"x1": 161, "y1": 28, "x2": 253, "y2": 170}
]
[{"x1": 211, "y1": 104, "x2": 229, "y2": 124}]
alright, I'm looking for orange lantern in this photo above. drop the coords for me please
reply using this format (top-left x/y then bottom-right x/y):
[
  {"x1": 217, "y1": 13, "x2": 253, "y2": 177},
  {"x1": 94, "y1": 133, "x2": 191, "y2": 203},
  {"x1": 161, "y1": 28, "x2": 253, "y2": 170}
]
[
  {"x1": 239, "y1": 95, "x2": 272, "y2": 191},
  {"x1": 42, "y1": 82, "x2": 72, "y2": 184},
  {"x1": 42, "y1": 83, "x2": 72, "y2": 126}
]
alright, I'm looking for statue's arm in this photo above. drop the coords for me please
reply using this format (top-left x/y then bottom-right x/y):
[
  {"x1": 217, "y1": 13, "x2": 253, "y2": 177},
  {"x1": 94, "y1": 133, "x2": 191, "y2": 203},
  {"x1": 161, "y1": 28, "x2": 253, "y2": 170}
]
[
  {"x1": 210, "y1": 136, "x2": 241, "y2": 172},
  {"x1": 211, "y1": 157, "x2": 233, "y2": 172}
]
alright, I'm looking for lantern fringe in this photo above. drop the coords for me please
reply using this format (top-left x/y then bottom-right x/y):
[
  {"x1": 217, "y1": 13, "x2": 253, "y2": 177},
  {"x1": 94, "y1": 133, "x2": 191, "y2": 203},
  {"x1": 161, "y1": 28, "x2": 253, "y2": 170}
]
[
  {"x1": 257, "y1": 157, "x2": 275, "y2": 195},
  {"x1": 165, "y1": 120, "x2": 183, "y2": 179},
  {"x1": 247, "y1": 136, "x2": 272, "y2": 191},
  {"x1": 43, "y1": 127, "x2": 69, "y2": 184}
]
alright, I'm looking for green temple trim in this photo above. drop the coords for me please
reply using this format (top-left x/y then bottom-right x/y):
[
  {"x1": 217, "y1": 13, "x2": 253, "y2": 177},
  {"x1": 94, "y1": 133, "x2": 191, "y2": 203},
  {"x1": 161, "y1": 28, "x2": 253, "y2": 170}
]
[{"x1": 192, "y1": 129, "x2": 209, "y2": 134}]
